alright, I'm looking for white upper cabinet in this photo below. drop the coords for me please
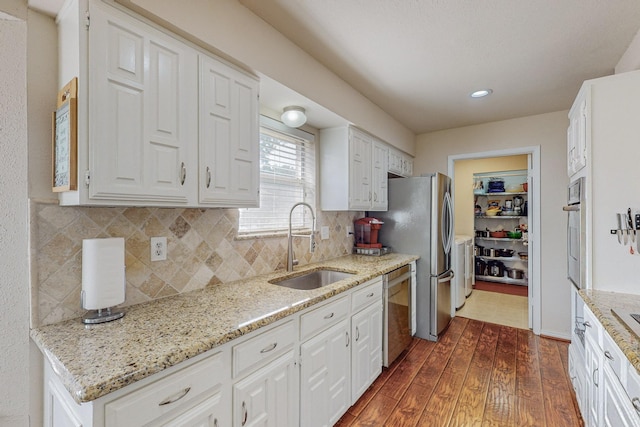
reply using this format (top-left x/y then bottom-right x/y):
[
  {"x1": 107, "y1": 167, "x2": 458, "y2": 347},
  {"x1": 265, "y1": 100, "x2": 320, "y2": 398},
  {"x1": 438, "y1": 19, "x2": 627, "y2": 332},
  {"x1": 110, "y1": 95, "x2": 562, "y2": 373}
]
[
  {"x1": 320, "y1": 126, "x2": 389, "y2": 211},
  {"x1": 57, "y1": 0, "x2": 258, "y2": 207},
  {"x1": 88, "y1": 2, "x2": 198, "y2": 204},
  {"x1": 371, "y1": 140, "x2": 388, "y2": 211},
  {"x1": 388, "y1": 146, "x2": 413, "y2": 178},
  {"x1": 567, "y1": 87, "x2": 589, "y2": 178},
  {"x1": 199, "y1": 55, "x2": 259, "y2": 207}
]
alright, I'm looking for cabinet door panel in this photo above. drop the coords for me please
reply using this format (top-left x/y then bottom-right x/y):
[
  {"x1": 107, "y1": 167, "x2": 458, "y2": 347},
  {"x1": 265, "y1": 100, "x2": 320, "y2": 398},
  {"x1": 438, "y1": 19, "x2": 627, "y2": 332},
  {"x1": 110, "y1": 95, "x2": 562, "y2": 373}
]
[
  {"x1": 89, "y1": 2, "x2": 196, "y2": 203},
  {"x1": 199, "y1": 56, "x2": 259, "y2": 207},
  {"x1": 348, "y1": 130, "x2": 371, "y2": 210},
  {"x1": 233, "y1": 351, "x2": 297, "y2": 427},
  {"x1": 300, "y1": 319, "x2": 350, "y2": 427},
  {"x1": 351, "y1": 303, "x2": 382, "y2": 403}
]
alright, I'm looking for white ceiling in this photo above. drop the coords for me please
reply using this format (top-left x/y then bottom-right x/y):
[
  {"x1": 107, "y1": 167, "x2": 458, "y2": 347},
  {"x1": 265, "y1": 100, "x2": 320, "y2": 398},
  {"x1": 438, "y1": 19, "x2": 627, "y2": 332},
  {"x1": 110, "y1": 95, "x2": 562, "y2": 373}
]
[
  {"x1": 30, "y1": 0, "x2": 640, "y2": 134},
  {"x1": 240, "y1": 0, "x2": 640, "y2": 134}
]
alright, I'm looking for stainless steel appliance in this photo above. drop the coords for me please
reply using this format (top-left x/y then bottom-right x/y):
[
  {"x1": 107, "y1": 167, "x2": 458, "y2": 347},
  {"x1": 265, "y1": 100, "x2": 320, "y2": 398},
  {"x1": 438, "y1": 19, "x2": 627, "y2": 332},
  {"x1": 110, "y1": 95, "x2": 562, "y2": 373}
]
[
  {"x1": 563, "y1": 176, "x2": 586, "y2": 290},
  {"x1": 564, "y1": 177, "x2": 587, "y2": 357},
  {"x1": 383, "y1": 264, "x2": 413, "y2": 367},
  {"x1": 453, "y1": 235, "x2": 472, "y2": 311},
  {"x1": 372, "y1": 173, "x2": 454, "y2": 341}
]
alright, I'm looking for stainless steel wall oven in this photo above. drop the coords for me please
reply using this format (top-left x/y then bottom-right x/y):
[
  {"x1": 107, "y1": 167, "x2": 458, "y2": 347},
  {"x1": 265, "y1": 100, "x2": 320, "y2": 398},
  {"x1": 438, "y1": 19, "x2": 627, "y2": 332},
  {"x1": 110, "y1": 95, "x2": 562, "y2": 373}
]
[{"x1": 564, "y1": 177, "x2": 586, "y2": 290}]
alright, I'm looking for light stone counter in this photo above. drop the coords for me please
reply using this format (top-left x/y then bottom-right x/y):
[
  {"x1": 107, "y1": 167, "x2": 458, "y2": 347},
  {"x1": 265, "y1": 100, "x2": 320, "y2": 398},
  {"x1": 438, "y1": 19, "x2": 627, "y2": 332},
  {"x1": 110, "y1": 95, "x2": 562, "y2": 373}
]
[
  {"x1": 580, "y1": 289, "x2": 640, "y2": 375},
  {"x1": 31, "y1": 253, "x2": 418, "y2": 404}
]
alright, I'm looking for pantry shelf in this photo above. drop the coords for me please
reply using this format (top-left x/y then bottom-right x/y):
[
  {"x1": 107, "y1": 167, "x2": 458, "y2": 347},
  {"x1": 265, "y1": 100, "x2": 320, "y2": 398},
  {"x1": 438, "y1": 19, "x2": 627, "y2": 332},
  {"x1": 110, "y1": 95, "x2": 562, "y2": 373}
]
[{"x1": 476, "y1": 275, "x2": 528, "y2": 286}]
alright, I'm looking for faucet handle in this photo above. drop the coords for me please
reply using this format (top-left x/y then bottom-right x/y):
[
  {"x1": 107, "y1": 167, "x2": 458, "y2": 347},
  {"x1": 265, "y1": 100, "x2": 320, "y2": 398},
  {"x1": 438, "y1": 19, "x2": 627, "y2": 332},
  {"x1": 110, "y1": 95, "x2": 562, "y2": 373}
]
[{"x1": 310, "y1": 235, "x2": 316, "y2": 253}]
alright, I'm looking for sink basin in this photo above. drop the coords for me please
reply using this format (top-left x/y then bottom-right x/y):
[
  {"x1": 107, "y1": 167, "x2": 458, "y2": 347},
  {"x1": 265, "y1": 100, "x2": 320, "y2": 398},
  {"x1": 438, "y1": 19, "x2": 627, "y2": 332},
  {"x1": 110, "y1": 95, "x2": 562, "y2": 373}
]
[{"x1": 270, "y1": 269, "x2": 356, "y2": 290}]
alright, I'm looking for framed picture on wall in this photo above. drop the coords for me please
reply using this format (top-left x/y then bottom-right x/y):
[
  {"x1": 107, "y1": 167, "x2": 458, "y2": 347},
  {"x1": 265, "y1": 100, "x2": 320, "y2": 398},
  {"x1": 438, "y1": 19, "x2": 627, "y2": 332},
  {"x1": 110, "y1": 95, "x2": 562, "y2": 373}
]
[{"x1": 52, "y1": 77, "x2": 78, "y2": 192}]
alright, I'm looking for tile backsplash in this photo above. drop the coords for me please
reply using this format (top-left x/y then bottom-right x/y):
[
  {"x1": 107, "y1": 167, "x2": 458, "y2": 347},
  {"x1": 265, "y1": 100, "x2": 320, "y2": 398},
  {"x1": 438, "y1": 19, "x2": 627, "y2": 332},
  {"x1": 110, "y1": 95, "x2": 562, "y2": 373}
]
[{"x1": 31, "y1": 201, "x2": 359, "y2": 327}]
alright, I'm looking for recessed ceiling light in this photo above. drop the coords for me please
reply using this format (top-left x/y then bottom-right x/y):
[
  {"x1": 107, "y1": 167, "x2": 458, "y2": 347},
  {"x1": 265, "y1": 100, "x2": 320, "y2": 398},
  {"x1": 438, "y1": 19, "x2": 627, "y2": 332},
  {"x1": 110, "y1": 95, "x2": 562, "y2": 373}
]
[{"x1": 470, "y1": 89, "x2": 493, "y2": 98}]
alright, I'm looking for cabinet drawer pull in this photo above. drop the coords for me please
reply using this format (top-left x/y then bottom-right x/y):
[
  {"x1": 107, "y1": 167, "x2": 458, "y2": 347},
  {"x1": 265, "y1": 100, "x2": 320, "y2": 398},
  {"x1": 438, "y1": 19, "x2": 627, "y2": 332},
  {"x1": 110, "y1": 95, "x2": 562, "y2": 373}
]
[
  {"x1": 366, "y1": 292, "x2": 374, "y2": 298},
  {"x1": 158, "y1": 386, "x2": 191, "y2": 406},
  {"x1": 345, "y1": 331, "x2": 350, "y2": 347},
  {"x1": 632, "y1": 397, "x2": 640, "y2": 413},
  {"x1": 355, "y1": 326, "x2": 360, "y2": 342},
  {"x1": 214, "y1": 418, "x2": 218, "y2": 427},
  {"x1": 242, "y1": 401, "x2": 248, "y2": 426},
  {"x1": 180, "y1": 162, "x2": 186, "y2": 186},
  {"x1": 583, "y1": 321, "x2": 592, "y2": 328},
  {"x1": 260, "y1": 342, "x2": 277, "y2": 353},
  {"x1": 324, "y1": 312, "x2": 335, "y2": 320},
  {"x1": 604, "y1": 350, "x2": 614, "y2": 360},
  {"x1": 206, "y1": 166, "x2": 212, "y2": 189},
  {"x1": 592, "y1": 368, "x2": 599, "y2": 387}
]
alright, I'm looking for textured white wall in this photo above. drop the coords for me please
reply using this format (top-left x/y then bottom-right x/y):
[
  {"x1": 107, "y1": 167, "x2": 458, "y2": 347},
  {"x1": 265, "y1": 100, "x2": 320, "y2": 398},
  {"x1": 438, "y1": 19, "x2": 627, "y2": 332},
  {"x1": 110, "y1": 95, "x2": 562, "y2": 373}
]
[
  {"x1": 117, "y1": 0, "x2": 416, "y2": 155},
  {"x1": 616, "y1": 28, "x2": 640, "y2": 73},
  {"x1": 415, "y1": 111, "x2": 570, "y2": 338},
  {"x1": 0, "y1": 11, "x2": 30, "y2": 427}
]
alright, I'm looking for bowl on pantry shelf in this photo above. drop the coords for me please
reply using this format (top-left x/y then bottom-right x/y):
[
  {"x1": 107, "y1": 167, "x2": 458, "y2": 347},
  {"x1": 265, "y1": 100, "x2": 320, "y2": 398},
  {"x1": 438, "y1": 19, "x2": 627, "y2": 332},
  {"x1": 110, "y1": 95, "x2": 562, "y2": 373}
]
[
  {"x1": 485, "y1": 209, "x2": 501, "y2": 217},
  {"x1": 506, "y1": 268, "x2": 524, "y2": 280},
  {"x1": 507, "y1": 230, "x2": 523, "y2": 239},
  {"x1": 518, "y1": 251, "x2": 528, "y2": 260},
  {"x1": 489, "y1": 230, "x2": 507, "y2": 238},
  {"x1": 506, "y1": 184, "x2": 523, "y2": 193}
]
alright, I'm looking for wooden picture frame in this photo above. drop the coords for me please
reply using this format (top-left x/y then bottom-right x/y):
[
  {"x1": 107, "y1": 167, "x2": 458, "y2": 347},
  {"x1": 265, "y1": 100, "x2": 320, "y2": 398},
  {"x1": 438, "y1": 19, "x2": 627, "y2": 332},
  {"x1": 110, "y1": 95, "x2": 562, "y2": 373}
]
[{"x1": 52, "y1": 77, "x2": 78, "y2": 192}]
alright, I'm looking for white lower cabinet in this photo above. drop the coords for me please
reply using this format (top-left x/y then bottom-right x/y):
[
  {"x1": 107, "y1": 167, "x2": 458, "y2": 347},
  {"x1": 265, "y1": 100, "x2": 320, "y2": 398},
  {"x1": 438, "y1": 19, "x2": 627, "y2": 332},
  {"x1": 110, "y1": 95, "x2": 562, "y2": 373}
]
[
  {"x1": 351, "y1": 302, "x2": 382, "y2": 403},
  {"x1": 300, "y1": 318, "x2": 351, "y2": 427},
  {"x1": 43, "y1": 274, "x2": 389, "y2": 427},
  {"x1": 574, "y1": 302, "x2": 640, "y2": 427},
  {"x1": 233, "y1": 351, "x2": 298, "y2": 427}
]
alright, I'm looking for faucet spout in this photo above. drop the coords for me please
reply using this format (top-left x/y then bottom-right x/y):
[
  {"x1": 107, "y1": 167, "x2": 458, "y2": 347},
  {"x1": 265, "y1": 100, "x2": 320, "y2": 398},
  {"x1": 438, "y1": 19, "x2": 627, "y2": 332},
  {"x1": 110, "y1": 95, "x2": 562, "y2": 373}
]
[{"x1": 287, "y1": 202, "x2": 316, "y2": 272}]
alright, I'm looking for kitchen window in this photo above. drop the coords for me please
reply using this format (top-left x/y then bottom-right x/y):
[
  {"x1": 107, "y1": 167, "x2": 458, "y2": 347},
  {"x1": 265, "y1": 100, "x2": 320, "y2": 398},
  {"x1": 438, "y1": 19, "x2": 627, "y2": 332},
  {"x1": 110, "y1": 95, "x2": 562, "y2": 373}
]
[{"x1": 238, "y1": 116, "x2": 316, "y2": 234}]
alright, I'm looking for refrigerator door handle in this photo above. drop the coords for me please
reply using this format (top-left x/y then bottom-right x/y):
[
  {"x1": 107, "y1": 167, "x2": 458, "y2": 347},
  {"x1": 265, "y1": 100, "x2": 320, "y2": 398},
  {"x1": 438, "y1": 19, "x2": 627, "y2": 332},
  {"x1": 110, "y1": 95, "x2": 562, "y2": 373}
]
[
  {"x1": 436, "y1": 270, "x2": 454, "y2": 283},
  {"x1": 442, "y1": 191, "x2": 454, "y2": 254}
]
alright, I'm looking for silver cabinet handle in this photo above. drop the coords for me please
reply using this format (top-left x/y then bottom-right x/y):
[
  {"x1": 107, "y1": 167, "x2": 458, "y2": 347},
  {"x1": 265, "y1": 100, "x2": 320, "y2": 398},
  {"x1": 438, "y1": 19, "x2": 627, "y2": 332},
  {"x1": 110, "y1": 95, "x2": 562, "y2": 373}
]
[
  {"x1": 214, "y1": 419, "x2": 218, "y2": 427},
  {"x1": 369, "y1": 192, "x2": 372, "y2": 201},
  {"x1": 260, "y1": 342, "x2": 277, "y2": 353},
  {"x1": 355, "y1": 326, "x2": 360, "y2": 342},
  {"x1": 158, "y1": 387, "x2": 191, "y2": 406},
  {"x1": 367, "y1": 292, "x2": 374, "y2": 298},
  {"x1": 593, "y1": 368, "x2": 599, "y2": 387},
  {"x1": 374, "y1": 192, "x2": 378, "y2": 202},
  {"x1": 583, "y1": 321, "x2": 592, "y2": 328},
  {"x1": 206, "y1": 166, "x2": 212, "y2": 189},
  {"x1": 632, "y1": 397, "x2": 640, "y2": 413},
  {"x1": 180, "y1": 162, "x2": 186, "y2": 186},
  {"x1": 324, "y1": 312, "x2": 335, "y2": 319},
  {"x1": 241, "y1": 401, "x2": 248, "y2": 426},
  {"x1": 345, "y1": 331, "x2": 350, "y2": 347},
  {"x1": 604, "y1": 350, "x2": 614, "y2": 361}
]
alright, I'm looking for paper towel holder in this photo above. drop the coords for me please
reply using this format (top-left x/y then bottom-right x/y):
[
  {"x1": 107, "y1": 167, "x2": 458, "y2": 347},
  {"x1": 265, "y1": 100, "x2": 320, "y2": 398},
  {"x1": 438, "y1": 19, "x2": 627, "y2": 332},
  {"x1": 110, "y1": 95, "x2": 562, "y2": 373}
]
[{"x1": 81, "y1": 298, "x2": 125, "y2": 324}]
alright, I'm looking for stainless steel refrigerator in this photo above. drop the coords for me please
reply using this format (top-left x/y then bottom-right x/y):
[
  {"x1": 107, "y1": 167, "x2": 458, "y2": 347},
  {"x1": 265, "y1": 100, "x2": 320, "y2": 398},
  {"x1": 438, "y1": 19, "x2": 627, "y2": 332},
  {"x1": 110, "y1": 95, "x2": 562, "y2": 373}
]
[{"x1": 371, "y1": 173, "x2": 454, "y2": 341}]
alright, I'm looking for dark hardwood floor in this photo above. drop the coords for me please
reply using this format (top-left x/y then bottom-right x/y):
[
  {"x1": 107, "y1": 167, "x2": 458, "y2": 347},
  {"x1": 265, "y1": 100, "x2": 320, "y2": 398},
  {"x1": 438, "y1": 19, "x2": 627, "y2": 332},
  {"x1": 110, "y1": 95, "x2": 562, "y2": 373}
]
[{"x1": 336, "y1": 317, "x2": 584, "y2": 427}]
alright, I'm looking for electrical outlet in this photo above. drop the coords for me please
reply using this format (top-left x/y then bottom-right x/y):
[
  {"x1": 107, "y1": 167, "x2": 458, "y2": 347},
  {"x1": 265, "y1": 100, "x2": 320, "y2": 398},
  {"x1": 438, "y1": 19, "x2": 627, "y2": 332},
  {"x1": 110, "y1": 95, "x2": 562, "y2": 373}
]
[
  {"x1": 321, "y1": 226, "x2": 330, "y2": 240},
  {"x1": 346, "y1": 225, "x2": 353, "y2": 238},
  {"x1": 150, "y1": 237, "x2": 167, "y2": 261}
]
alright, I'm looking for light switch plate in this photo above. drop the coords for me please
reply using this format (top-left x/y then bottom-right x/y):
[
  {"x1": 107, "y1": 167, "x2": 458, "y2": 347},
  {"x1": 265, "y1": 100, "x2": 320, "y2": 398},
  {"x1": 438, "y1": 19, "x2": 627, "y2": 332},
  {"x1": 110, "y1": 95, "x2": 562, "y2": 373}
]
[
  {"x1": 346, "y1": 225, "x2": 353, "y2": 238},
  {"x1": 321, "y1": 226, "x2": 330, "y2": 240}
]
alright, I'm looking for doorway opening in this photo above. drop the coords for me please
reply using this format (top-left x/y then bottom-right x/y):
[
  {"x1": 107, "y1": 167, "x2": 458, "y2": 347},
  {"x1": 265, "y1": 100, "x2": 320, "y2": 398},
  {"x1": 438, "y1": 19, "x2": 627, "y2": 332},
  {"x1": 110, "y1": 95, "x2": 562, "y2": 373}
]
[{"x1": 448, "y1": 146, "x2": 541, "y2": 335}]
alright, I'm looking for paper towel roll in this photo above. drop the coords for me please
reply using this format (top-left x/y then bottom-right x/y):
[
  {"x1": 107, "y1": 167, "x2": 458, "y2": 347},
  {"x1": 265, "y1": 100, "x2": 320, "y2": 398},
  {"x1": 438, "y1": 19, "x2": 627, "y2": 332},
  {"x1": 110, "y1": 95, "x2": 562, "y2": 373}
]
[{"x1": 82, "y1": 237, "x2": 125, "y2": 310}]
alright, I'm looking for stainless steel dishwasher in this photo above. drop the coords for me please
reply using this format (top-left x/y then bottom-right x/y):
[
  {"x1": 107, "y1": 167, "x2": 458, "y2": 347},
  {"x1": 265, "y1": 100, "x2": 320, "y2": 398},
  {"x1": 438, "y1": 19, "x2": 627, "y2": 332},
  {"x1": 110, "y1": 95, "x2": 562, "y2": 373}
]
[{"x1": 383, "y1": 263, "x2": 414, "y2": 367}]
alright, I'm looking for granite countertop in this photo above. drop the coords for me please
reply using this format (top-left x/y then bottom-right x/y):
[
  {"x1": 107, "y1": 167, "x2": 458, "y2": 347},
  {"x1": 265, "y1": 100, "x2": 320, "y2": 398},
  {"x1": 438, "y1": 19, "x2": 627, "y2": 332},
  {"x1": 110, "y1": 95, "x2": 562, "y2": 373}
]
[
  {"x1": 31, "y1": 253, "x2": 418, "y2": 404},
  {"x1": 579, "y1": 289, "x2": 640, "y2": 375}
]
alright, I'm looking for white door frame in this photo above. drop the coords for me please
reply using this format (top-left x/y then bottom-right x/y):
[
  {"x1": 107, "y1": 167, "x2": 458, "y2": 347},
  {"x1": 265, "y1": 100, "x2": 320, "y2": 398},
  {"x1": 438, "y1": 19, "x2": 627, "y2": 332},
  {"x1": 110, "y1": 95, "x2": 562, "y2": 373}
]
[{"x1": 448, "y1": 145, "x2": 541, "y2": 335}]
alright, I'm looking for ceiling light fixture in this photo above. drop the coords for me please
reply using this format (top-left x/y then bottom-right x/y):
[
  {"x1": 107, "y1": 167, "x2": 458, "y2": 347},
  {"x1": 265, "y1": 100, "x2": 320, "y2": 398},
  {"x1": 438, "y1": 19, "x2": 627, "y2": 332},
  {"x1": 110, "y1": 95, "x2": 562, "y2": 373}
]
[
  {"x1": 281, "y1": 106, "x2": 307, "y2": 128},
  {"x1": 470, "y1": 89, "x2": 493, "y2": 98}
]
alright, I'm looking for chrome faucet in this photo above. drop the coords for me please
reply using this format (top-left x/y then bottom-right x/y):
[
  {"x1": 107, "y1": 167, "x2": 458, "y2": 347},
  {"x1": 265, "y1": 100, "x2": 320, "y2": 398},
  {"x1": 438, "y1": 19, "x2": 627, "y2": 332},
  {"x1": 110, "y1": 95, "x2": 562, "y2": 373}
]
[{"x1": 287, "y1": 202, "x2": 316, "y2": 271}]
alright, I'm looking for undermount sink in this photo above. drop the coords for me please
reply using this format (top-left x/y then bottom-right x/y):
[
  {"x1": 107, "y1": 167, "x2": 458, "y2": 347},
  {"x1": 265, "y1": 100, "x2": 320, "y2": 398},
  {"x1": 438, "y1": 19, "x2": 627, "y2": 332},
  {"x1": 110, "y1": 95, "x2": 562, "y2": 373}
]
[{"x1": 270, "y1": 269, "x2": 356, "y2": 290}]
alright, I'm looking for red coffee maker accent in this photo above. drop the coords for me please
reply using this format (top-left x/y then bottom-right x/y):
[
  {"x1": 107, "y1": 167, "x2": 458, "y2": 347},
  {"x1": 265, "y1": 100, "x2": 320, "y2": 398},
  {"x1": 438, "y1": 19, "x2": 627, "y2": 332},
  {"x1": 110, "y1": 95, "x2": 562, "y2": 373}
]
[{"x1": 354, "y1": 217, "x2": 384, "y2": 248}]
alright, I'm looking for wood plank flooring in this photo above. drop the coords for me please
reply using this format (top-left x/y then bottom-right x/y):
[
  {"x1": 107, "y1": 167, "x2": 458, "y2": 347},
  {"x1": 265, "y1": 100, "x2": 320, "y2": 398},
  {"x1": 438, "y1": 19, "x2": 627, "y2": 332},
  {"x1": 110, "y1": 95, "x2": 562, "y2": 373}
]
[{"x1": 335, "y1": 317, "x2": 583, "y2": 427}]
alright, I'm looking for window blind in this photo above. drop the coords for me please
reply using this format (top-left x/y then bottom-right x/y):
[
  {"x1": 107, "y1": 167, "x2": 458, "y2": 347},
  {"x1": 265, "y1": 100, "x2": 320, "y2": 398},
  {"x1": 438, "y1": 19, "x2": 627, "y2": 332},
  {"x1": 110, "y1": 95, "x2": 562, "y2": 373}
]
[{"x1": 238, "y1": 124, "x2": 316, "y2": 234}]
